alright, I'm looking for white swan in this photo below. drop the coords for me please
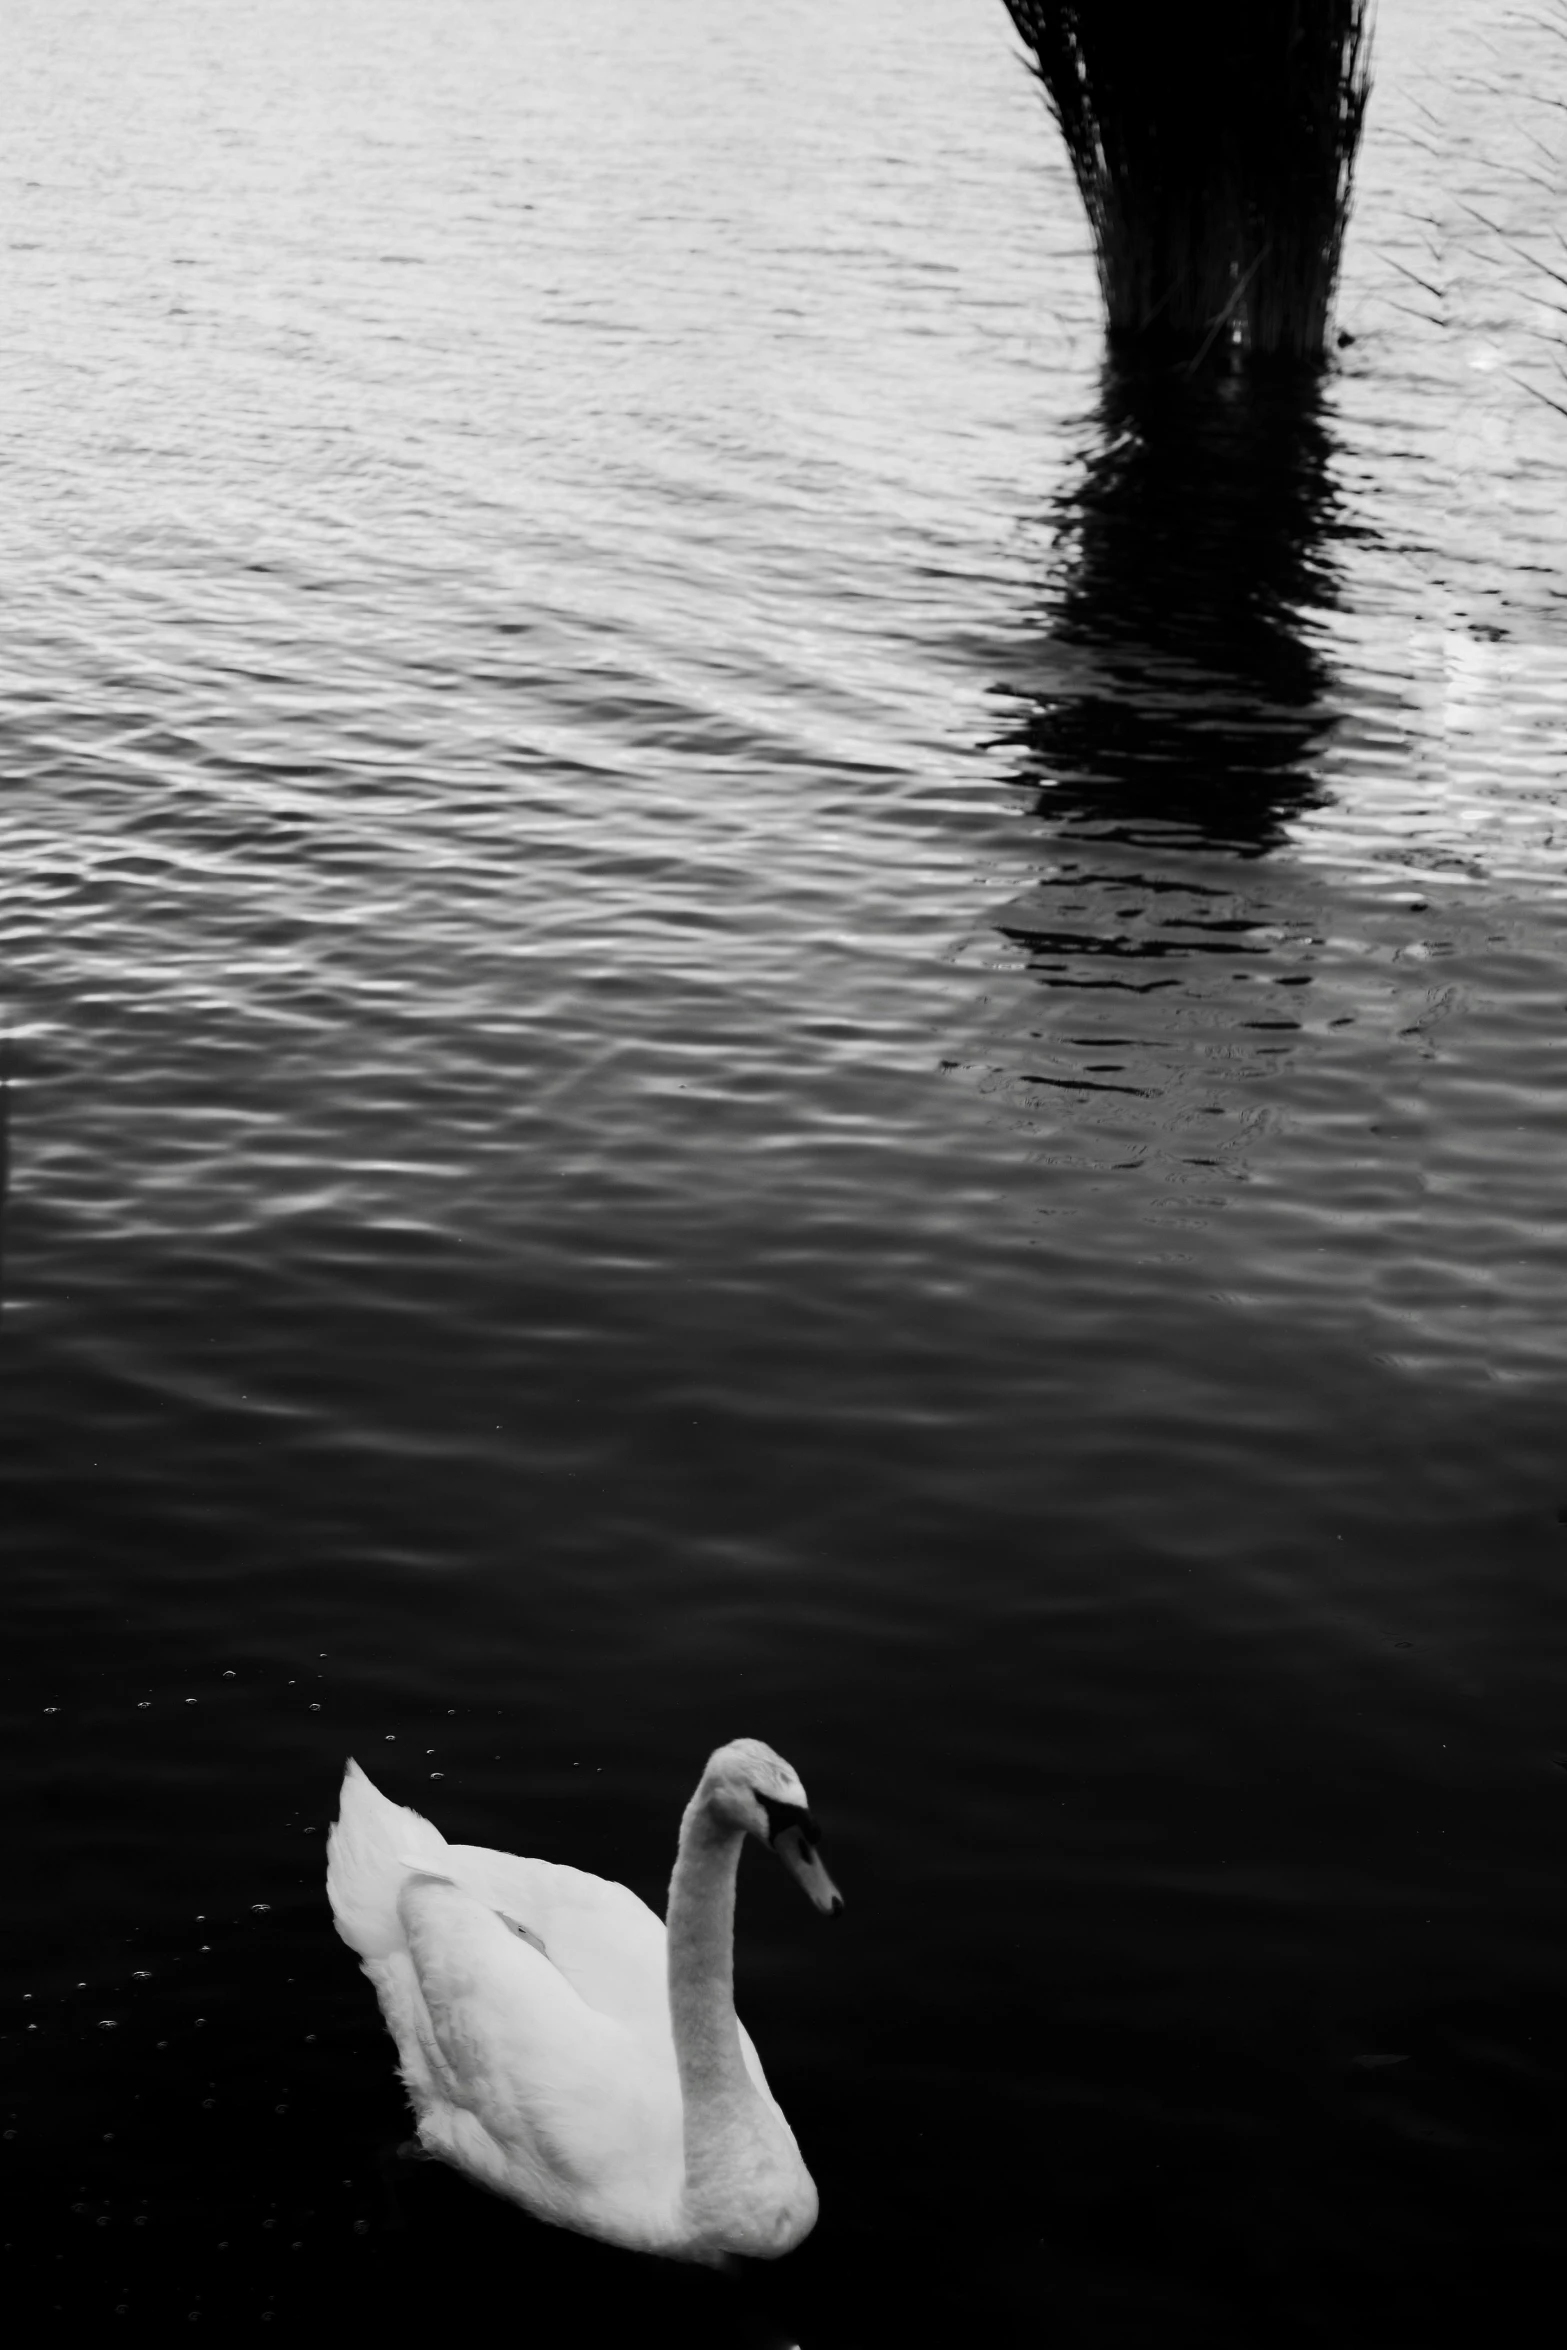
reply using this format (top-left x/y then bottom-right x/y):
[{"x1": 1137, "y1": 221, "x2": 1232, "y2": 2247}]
[{"x1": 326, "y1": 1738, "x2": 843, "y2": 2263}]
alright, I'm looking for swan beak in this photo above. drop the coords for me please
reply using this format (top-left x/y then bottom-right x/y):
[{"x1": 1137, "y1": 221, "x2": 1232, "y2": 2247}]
[{"x1": 774, "y1": 1824, "x2": 844, "y2": 1916}]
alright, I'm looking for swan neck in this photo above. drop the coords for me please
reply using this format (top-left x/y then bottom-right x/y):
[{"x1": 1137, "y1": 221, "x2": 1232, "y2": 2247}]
[{"x1": 666, "y1": 1798, "x2": 750, "y2": 2113}]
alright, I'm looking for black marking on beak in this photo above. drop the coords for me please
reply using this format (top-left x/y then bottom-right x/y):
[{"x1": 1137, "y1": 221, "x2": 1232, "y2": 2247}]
[{"x1": 759, "y1": 1793, "x2": 820, "y2": 1849}]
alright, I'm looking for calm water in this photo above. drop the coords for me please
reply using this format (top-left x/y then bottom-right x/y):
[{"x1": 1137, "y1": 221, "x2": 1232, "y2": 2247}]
[{"x1": 4, "y1": 0, "x2": 1566, "y2": 2339}]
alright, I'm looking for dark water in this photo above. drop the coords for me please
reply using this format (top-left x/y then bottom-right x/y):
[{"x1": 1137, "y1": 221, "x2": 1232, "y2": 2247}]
[{"x1": 4, "y1": 1, "x2": 1567, "y2": 2340}]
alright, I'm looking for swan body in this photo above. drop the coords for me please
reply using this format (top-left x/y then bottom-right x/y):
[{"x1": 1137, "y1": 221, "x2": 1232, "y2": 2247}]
[{"x1": 326, "y1": 1739, "x2": 842, "y2": 2263}]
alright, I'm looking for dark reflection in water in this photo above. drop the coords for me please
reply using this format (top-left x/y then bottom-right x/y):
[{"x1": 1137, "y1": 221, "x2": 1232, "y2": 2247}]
[
  {"x1": 997, "y1": 363, "x2": 1351, "y2": 856},
  {"x1": 956, "y1": 364, "x2": 1365, "y2": 1192}
]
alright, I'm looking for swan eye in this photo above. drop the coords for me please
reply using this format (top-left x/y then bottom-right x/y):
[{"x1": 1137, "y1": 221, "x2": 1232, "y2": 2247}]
[{"x1": 758, "y1": 1794, "x2": 820, "y2": 1848}]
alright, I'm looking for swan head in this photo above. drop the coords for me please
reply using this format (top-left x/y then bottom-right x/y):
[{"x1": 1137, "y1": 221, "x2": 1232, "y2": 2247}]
[{"x1": 698, "y1": 1738, "x2": 844, "y2": 1916}]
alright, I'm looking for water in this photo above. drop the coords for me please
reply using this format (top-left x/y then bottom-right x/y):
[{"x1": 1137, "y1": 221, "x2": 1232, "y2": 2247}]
[{"x1": 3, "y1": 0, "x2": 1566, "y2": 2338}]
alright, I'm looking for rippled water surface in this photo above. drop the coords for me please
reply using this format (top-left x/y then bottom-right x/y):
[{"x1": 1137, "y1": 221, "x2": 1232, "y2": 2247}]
[{"x1": 4, "y1": 1, "x2": 1567, "y2": 2339}]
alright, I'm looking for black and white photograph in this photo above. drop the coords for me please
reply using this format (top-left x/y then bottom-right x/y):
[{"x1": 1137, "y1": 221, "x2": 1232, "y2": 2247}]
[{"x1": 4, "y1": 1, "x2": 1567, "y2": 2340}]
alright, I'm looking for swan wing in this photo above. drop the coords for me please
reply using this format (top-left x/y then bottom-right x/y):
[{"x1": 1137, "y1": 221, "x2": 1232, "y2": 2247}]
[
  {"x1": 439, "y1": 1854, "x2": 787, "y2": 2127},
  {"x1": 446, "y1": 1851, "x2": 788, "y2": 2120},
  {"x1": 443, "y1": 1842, "x2": 670, "y2": 2034},
  {"x1": 327, "y1": 1764, "x2": 669, "y2": 2035},
  {"x1": 396, "y1": 1875, "x2": 684, "y2": 2237},
  {"x1": 326, "y1": 1758, "x2": 454, "y2": 1960}
]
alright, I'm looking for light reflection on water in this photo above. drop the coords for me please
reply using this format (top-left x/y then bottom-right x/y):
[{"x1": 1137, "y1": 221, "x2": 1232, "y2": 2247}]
[{"x1": 3, "y1": 0, "x2": 1567, "y2": 2340}]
